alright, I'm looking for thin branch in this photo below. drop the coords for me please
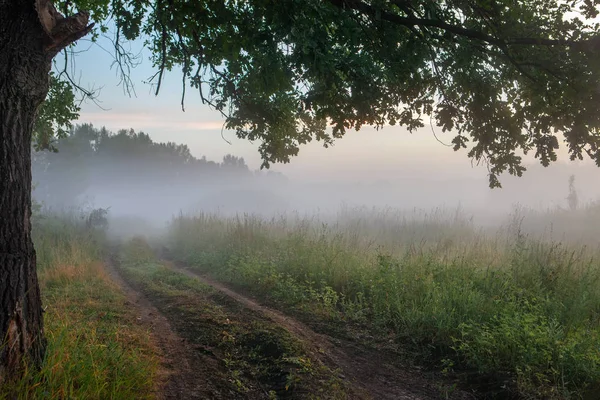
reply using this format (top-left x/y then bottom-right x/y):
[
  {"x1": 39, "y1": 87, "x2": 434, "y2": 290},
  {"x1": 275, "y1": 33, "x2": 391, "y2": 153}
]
[
  {"x1": 430, "y1": 114, "x2": 452, "y2": 147},
  {"x1": 155, "y1": 9, "x2": 168, "y2": 96},
  {"x1": 220, "y1": 122, "x2": 232, "y2": 145},
  {"x1": 176, "y1": 28, "x2": 188, "y2": 112},
  {"x1": 181, "y1": 70, "x2": 187, "y2": 112},
  {"x1": 108, "y1": 27, "x2": 140, "y2": 97},
  {"x1": 55, "y1": 48, "x2": 107, "y2": 110}
]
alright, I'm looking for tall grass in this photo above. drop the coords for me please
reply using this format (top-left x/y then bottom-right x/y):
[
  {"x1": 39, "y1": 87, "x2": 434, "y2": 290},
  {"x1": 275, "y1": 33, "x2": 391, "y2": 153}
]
[
  {"x1": 167, "y1": 206, "x2": 600, "y2": 399},
  {"x1": 508, "y1": 201, "x2": 600, "y2": 246},
  {"x1": 1, "y1": 212, "x2": 159, "y2": 399},
  {"x1": 33, "y1": 212, "x2": 104, "y2": 273}
]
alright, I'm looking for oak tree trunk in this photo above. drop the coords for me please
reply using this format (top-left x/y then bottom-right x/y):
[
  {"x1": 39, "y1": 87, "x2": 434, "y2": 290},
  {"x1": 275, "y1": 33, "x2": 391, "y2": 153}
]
[{"x1": 0, "y1": 0, "x2": 91, "y2": 384}]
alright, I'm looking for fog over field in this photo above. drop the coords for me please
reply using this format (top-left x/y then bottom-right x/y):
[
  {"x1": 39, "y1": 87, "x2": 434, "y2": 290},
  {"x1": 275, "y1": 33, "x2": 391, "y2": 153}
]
[
  {"x1": 44, "y1": 33, "x2": 599, "y2": 237},
  {"x1": 32, "y1": 124, "x2": 600, "y2": 245}
]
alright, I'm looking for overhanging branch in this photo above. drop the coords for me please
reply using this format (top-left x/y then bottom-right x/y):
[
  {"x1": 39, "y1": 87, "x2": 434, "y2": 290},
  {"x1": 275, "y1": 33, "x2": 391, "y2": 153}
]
[{"x1": 332, "y1": 0, "x2": 600, "y2": 50}]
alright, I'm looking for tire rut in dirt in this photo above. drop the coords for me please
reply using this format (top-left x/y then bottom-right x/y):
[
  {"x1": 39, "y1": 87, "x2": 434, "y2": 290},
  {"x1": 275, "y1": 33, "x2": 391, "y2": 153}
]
[
  {"x1": 116, "y1": 241, "x2": 351, "y2": 399},
  {"x1": 104, "y1": 259, "x2": 238, "y2": 399},
  {"x1": 162, "y1": 259, "x2": 475, "y2": 400}
]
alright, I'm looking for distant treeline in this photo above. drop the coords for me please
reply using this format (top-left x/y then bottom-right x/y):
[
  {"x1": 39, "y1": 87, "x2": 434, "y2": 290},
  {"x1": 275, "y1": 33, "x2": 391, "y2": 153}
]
[{"x1": 32, "y1": 124, "x2": 286, "y2": 208}]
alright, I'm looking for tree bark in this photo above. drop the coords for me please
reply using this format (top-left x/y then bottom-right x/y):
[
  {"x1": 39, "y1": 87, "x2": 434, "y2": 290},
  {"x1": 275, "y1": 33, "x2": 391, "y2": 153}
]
[{"x1": 0, "y1": 0, "x2": 91, "y2": 384}]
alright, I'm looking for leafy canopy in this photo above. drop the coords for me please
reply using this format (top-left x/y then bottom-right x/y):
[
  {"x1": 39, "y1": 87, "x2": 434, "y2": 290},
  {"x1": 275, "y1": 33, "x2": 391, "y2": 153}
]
[{"x1": 39, "y1": 0, "x2": 600, "y2": 187}]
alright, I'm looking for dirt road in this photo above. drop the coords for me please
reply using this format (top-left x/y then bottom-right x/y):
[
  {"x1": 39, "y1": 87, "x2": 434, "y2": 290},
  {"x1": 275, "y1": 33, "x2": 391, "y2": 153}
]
[
  {"x1": 106, "y1": 245, "x2": 474, "y2": 400},
  {"x1": 161, "y1": 259, "x2": 475, "y2": 400}
]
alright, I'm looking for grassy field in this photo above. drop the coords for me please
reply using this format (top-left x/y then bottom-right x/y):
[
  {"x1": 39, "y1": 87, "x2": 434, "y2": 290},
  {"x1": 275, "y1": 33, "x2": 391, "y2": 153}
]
[
  {"x1": 166, "y1": 205, "x2": 600, "y2": 399},
  {"x1": 5, "y1": 204, "x2": 599, "y2": 399},
  {"x1": 1, "y1": 213, "x2": 159, "y2": 400}
]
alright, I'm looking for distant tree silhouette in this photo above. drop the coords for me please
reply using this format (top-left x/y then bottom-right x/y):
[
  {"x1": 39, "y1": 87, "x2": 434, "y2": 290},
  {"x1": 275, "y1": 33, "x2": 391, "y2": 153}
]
[
  {"x1": 32, "y1": 124, "x2": 264, "y2": 207},
  {"x1": 221, "y1": 154, "x2": 249, "y2": 171}
]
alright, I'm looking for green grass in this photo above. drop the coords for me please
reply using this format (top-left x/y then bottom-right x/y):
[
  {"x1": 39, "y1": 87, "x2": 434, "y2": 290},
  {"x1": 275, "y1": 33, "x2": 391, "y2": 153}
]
[
  {"x1": 166, "y1": 206, "x2": 600, "y2": 399},
  {"x1": 1, "y1": 213, "x2": 159, "y2": 400}
]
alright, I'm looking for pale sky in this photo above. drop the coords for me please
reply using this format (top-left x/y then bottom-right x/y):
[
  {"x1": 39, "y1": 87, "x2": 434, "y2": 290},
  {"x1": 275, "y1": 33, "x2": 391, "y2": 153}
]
[{"x1": 66, "y1": 30, "x2": 595, "y2": 197}]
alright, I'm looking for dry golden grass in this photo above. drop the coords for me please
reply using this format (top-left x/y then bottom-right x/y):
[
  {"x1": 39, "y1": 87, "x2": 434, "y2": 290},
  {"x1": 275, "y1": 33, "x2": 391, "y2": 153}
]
[{"x1": 2, "y1": 215, "x2": 161, "y2": 400}]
